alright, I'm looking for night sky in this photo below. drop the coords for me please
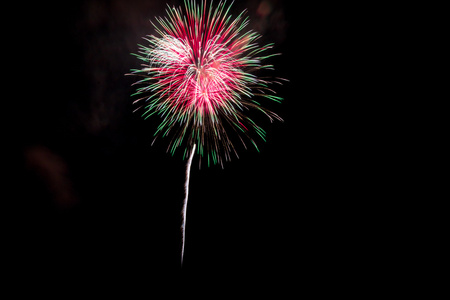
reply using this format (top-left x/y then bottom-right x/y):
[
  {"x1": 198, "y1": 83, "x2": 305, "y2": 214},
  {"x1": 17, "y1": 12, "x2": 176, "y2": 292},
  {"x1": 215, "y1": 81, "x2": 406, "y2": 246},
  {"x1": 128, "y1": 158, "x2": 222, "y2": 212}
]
[{"x1": 8, "y1": 0, "x2": 388, "y2": 296}]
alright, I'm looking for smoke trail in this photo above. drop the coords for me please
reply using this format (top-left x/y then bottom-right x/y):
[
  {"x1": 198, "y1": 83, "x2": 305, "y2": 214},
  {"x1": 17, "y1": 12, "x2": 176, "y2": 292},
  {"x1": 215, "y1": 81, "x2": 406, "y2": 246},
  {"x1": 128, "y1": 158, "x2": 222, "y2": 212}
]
[{"x1": 181, "y1": 143, "x2": 196, "y2": 266}]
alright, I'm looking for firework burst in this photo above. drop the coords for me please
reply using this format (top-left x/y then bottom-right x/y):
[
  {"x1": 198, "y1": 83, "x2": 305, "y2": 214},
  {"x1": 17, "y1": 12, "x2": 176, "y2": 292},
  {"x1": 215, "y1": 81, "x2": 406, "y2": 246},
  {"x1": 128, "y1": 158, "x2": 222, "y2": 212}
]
[{"x1": 130, "y1": 0, "x2": 284, "y2": 167}]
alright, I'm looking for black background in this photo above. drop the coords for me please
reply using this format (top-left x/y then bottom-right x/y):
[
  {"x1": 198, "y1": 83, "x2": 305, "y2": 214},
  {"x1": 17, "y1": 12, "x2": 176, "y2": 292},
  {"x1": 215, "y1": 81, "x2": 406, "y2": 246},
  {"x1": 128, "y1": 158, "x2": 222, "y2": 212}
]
[{"x1": 7, "y1": 0, "x2": 393, "y2": 296}]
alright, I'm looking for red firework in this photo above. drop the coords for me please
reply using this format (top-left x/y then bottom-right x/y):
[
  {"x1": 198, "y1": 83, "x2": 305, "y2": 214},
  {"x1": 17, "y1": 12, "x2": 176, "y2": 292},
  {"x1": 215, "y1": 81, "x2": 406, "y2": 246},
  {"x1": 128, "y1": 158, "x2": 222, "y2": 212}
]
[{"x1": 131, "y1": 0, "x2": 283, "y2": 166}]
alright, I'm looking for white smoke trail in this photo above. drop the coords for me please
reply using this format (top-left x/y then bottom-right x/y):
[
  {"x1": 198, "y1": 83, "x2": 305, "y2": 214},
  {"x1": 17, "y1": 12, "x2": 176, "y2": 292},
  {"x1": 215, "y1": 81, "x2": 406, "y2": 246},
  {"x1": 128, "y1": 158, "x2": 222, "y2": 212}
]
[{"x1": 181, "y1": 143, "x2": 196, "y2": 266}]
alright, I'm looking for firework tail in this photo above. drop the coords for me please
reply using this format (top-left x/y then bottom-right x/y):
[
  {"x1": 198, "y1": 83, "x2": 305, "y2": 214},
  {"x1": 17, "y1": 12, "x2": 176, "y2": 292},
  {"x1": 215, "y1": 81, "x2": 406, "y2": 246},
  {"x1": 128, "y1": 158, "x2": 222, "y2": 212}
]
[
  {"x1": 181, "y1": 143, "x2": 196, "y2": 266},
  {"x1": 130, "y1": 0, "x2": 285, "y2": 266}
]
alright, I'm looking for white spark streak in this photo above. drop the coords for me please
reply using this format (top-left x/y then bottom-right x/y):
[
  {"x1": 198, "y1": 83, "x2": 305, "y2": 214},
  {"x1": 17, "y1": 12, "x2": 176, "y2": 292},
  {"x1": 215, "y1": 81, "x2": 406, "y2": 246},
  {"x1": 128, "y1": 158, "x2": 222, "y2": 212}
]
[{"x1": 181, "y1": 143, "x2": 196, "y2": 266}]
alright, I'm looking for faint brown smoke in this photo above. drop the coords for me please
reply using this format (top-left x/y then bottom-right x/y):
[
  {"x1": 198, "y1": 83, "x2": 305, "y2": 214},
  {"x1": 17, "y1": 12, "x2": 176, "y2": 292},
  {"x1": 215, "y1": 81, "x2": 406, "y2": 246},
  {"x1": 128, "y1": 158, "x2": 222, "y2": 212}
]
[{"x1": 25, "y1": 146, "x2": 78, "y2": 209}]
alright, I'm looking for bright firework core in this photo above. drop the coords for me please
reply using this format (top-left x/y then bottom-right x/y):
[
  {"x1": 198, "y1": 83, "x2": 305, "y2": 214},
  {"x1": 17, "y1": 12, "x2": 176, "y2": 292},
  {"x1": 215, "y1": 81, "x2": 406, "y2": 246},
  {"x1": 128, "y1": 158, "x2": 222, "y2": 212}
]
[
  {"x1": 131, "y1": 0, "x2": 283, "y2": 166},
  {"x1": 194, "y1": 61, "x2": 231, "y2": 114},
  {"x1": 154, "y1": 34, "x2": 242, "y2": 115}
]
